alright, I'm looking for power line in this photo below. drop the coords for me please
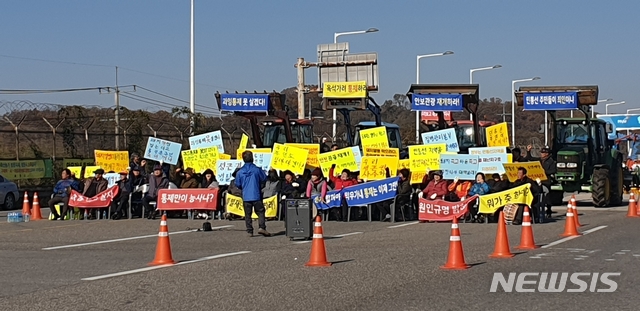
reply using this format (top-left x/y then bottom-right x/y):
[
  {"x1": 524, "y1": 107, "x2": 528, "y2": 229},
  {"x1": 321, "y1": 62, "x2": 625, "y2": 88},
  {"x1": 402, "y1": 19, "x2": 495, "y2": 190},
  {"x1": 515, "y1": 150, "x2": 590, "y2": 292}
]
[
  {"x1": 122, "y1": 92, "x2": 220, "y2": 114},
  {"x1": 0, "y1": 54, "x2": 113, "y2": 68},
  {"x1": 0, "y1": 86, "x2": 120, "y2": 94},
  {"x1": 134, "y1": 85, "x2": 220, "y2": 113}
]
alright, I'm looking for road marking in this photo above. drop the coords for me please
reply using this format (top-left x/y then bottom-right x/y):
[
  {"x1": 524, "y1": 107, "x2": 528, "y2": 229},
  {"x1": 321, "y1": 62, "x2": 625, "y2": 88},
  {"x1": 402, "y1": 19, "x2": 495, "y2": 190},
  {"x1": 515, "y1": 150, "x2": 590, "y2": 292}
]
[
  {"x1": 541, "y1": 226, "x2": 607, "y2": 249},
  {"x1": 574, "y1": 258, "x2": 584, "y2": 260},
  {"x1": 605, "y1": 259, "x2": 616, "y2": 261},
  {"x1": 387, "y1": 221, "x2": 419, "y2": 229},
  {"x1": 293, "y1": 232, "x2": 363, "y2": 244},
  {"x1": 621, "y1": 250, "x2": 631, "y2": 252},
  {"x1": 43, "y1": 225, "x2": 233, "y2": 250},
  {"x1": 81, "y1": 251, "x2": 250, "y2": 281}
]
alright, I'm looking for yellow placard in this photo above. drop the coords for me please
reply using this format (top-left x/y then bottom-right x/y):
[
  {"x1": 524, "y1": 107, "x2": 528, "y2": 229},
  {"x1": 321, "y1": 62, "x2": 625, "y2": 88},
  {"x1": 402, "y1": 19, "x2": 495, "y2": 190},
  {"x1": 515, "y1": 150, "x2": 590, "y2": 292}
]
[
  {"x1": 236, "y1": 148, "x2": 271, "y2": 160},
  {"x1": 0, "y1": 160, "x2": 48, "y2": 180},
  {"x1": 83, "y1": 166, "x2": 102, "y2": 179},
  {"x1": 63, "y1": 158, "x2": 95, "y2": 168},
  {"x1": 360, "y1": 156, "x2": 398, "y2": 181},
  {"x1": 478, "y1": 184, "x2": 533, "y2": 214},
  {"x1": 270, "y1": 143, "x2": 309, "y2": 175},
  {"x1": 409, "y1": 144, "x2": 446, "y2": 158},
  {"x1": 363, "y1": 147, "x2": 399, "y2": 158},
  {"x1": 410, "y1": 171, "x2": 426, "y2": 185},
  {"x1": 502, "y1": 162, "x2": 548, "y2": 182},
  {"x1": 398, "y1": 159, "x2": 410, "y2": 171},
  {"x1": 486, "y1": 122, "x2": 510, "y2": 147},
  {"x1": 219, "y1": 153, "x2": 231, "y2": 160},
  {"x1": 94, "y1": 150, "x2": 129, "y2": 173},
  {"x1": 408, "y1": 144, "x2": 445, "y2": 184},
  {"x1": 240, "y1": 134, "x2": 249, "y2": 149},
  {"x1": 323, "y1": 81, "x2": 367, "y2": 98},
  {"x1": 286, "y1": 143, "x2": 320, "y2": 167},
  {"x1": 317, "y1": 147, "x2": 358, "y2": 177},
  {"x1": 507, "y1": 154, "x2": 513, "y2": 163},
  {"x1": 181, "y1": 146, "x2": 219, "y2": 174},
  {"x1": 225, "y1": 193, "x2": 278, "y2": 219},
  {"x1": 360, "y1": 126, "x2": 389, "y2": 148}
]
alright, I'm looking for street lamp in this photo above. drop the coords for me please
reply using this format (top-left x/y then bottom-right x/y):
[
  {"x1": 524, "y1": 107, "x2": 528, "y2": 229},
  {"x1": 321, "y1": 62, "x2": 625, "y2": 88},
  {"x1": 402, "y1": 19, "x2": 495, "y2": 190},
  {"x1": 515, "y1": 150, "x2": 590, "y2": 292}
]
[
  {"x1": 511, "y1": 77, "x2": 541, "y2": 146},
  {"x1": 415, "y1": 51, "x2": 455, "y2": 144},
  {"x1": 626, "y1": 108, "x2": 640, "y2": 115},
  {"x1": 331, "y1": 27, "x2": 379, "y2": 143},
  {"x1": 333, "y1": 28, "x2": 379, "y2": 43},
  {"x1": 469, "y1": 65, "x2": 501, "y2": 121},
  {"x1": 606, "y1": 101, "x2": 625, "y2": 114}
]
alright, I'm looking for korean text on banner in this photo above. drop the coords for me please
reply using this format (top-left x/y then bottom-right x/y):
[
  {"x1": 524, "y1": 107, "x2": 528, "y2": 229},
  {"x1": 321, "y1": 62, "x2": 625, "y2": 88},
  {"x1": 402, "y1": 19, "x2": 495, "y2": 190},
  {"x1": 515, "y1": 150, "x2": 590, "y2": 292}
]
[
  {"x1": 418, "y1": 195, "x2": 478, "y2": 222},
  {"x1": 216, "y1": 160, "x2": 243, "y2": 186},
  {"x1": 323, "y1": 81, "x2": 367, "y2": 98},
  {"x1": 440, "y1": 154, "x2": 479, "y2": 180},
  {"x1": 363, "y1": 147, "x2": 399, "y2": 158},
  {"x1": 236, "y1": 148, "x2": 271, "y2": 161},
  {"x1": 312, "y1": 190, "x2": 343, "y2": 210},
  {"x1": 239, "y1": 134, "x2": 249, "y2": 149},
  {"x1": 94, "y1": 150, "x2": 129, "y2": 173},
  {"x1": 351, "y1": 146, "x2": 362, "y2": 171},
  {"x1": 421, "y1": 128, "x2": 459, "y2": 152},
  {"x1": 156, "y1": 188, "x2": 219, "y2": 211},
  {"x1": 286, "y1": 143, "x2": 320, "y2": 167},
  {"x1": 270, "y1": 143, "x2": 308, "y2": 175},
  {"x1": 317, "y1": 148, "x2": 358, "y2": 177},
  {"x1": 485, "y1": 122, "x2": 510, "y2": 147},
  {"x1": 411, "y1": 93, "x2": 464, "y2": 112},
  {"x1": 181, "y1": 146, "x2": 219, "y2": 174},
  {"x1": 523, "y1": 92, "x2": 578, "y2": 111},
  {"x1": 188, "y1": 130, "x2": 224, "y2": 153},
  {"x1": 469, "y1": 147, "x2": 508, "y2": 174},
  {"x1": 360, "y1": 126, "x2": 389, "y2": 148},
  {"x1": 421, "y1": 110, "x2": 452, "y2": 122},
  {"x1": 398, "y1": 159, "x2": 410, "y2": 171},
  {"x1": 343, "y1": 177, "x2": 399, "y2": 206},
  {"x1": 361, "y1": 156, "x2": 398, "y2": 181},
  {"x1": 68, "y1": 187, "x2": 119, "y2": 209},
  {"x1": 502, "y1": 162, "x2": 548, "y2": 182},
  {"x1": 408, "y1": 144, "x2": 445, "y2": 184},
  {"x1": 63, "y1": 158, "x2": 95, "y2": 168},
  {"x1": 225, "y1": 193, "x2": 278, "y2": 219},
  {"x1": 144, "y1": 137, "x2": 182, "y2": 165},
  {"x1": 0, "y1": 159, "x2": 52, "y2": 180},
  {"x1": 219, "y1": 93, "x2": 269, "y2": 112},
  {"x1": 478, "y1": 184, "x2": 533, "y2": 214}
]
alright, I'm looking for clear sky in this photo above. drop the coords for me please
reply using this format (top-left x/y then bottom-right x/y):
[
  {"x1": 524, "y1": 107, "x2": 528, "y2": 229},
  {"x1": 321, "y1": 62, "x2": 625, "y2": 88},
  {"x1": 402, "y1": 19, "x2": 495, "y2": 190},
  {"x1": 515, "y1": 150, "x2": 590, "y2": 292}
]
[{"x1": 1, "y1": 0, "x2": 638, "y2": 116}]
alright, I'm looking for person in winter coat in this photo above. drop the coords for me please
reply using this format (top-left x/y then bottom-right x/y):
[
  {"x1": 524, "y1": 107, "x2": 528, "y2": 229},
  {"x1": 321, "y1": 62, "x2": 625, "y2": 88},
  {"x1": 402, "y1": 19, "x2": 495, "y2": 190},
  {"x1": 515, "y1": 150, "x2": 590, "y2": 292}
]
[
  {"x1": 466, "y1": 172, "x2": 491, "y2": 222},
  {"x1": 262, "y1": 169, "x2": 281, "y2": 198},
  {"x1": 420, "y1": 170, "x2": 448, "y2": 200},
  {"x1": 306, "y1": 168, "x2": 327, "y2": 218},
  {"x1": 280, "y1": 170, "x2": 302, "y2": 198},
  {"x1": 447, "y1": 177, "x2": 473, "y2": 201},
  {"x1": 179, "y1": 168, "x2": 199, "y2": 189},
  {"x1": 48, "y1": 168, "x2": 81, "y2": 220},
  {"x1": 201, "y1": 169, "x2": 218, "y2": 189},
  {"x1": 235, "y1": 151, "x2": 270, "y2": 237},
  {"x1": 143, "y1": 165, "x2": 169, "y2": 220},
  {"x1": 329, "y1": 164, "x2": 358, "y2": 221},
  {"x1": 81, "y1": 168, "x2": 109, "y2": 219}
]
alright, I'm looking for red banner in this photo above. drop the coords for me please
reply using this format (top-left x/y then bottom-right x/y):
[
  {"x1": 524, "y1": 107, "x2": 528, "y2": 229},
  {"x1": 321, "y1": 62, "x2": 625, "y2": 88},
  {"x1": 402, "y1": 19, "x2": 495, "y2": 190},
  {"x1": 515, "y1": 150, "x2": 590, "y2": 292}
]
[
  {"x1": 421, "y1": 111, "x2": 452, "y2": 122},
  {"x1": 68, "y1": 187, "x2": 119, "y2": 209},
  {"x1": 157, "y1": 188, "x2": 219, "y2": 211},
  {"x1": 418, "y1": 195, "x2": 478, "y2": 222}
]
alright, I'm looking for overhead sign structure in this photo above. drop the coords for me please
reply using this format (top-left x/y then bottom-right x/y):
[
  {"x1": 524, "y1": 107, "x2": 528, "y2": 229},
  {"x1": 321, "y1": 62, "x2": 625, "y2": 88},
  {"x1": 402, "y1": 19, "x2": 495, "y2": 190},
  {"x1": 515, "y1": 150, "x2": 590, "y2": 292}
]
[
  {"x1": 219, "y1": 93, "x2": 270, "y2": 112},
  {"x1": 411, "y1": 93, "x2": 464, "y2": 112},
  {"x1": 523, "y1": 92, "x2": 578, "y2": 111}
]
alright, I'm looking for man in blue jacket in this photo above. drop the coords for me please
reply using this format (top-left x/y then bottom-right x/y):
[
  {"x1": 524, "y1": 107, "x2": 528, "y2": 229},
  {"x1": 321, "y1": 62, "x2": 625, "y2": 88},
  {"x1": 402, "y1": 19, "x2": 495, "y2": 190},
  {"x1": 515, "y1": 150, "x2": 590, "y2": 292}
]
[
  {"x1": 49, "y1": 168, "x2": 80, "y2": 220},
  {"x1": 235, "y1": 150, "x2": 270, "y2": 237}
]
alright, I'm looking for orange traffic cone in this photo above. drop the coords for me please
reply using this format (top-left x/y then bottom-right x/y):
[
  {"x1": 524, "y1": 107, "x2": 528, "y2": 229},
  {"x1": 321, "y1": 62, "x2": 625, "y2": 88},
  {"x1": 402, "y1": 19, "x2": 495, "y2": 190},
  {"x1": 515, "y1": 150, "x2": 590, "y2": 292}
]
[
  {"x1": 516, "y1": 206, "x2": 538, "y2": 250},
  {"x1": 489, "y1": 211, "x2": 514, "y2": 258},
  {"x1": 305, "y1": 215, "x2": 332, "y2": 267},
  {"x1": 149, "y1": 214, "x2": 175, "y2": 266},
  {"x1": 627, "y1": 193, "x2": 639, "y2": 218},
  {"x1": 561, "y1": 205, "x2": 581, "y2": 237},
  {"x1": 21, "y1": 191, "x2": 31, "y2": 216},
  {"x1": 570, "y1": 195, "x2": 583, "y2": 226},
  {"x1": 30, "y1": 192, "x2": 43, "y2": 220},
  {"x1": 441, "y1": 217, "x2": 469, "y2": 270}
]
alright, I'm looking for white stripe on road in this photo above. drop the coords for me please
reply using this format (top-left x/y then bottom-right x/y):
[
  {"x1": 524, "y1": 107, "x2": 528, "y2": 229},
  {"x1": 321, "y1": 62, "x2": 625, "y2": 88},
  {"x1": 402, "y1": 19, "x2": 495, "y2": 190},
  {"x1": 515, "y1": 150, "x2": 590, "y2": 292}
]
[
  {"x1": 43, "y1": 225, "x2": 234, "y2": 250},
  {"x1": 541, "y1": 226, "x2": 607, "y2": 249},
  {"x1": 81, "y1": 251, "x2": 251, "y2": 281},
  {"x1": 387, "y1": 221, "x2": 419, "y2": 229},
  {"x1": 293, "y1": 232, "x2": 363, "y2": 244}
]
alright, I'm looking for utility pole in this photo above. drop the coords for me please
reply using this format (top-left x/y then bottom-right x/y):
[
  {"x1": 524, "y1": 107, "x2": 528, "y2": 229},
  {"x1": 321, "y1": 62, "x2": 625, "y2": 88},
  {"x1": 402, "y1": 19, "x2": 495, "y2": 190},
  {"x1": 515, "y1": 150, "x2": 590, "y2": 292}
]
[
  {"x1": 189, "y1": 0, "x2": 196, "y2": 136},
  {"x1": 114, "y1": 66, "x2": 120, "y2": 150},
  {"x1": 296, "y1": 57, "x2": 306, "y2": 120}
]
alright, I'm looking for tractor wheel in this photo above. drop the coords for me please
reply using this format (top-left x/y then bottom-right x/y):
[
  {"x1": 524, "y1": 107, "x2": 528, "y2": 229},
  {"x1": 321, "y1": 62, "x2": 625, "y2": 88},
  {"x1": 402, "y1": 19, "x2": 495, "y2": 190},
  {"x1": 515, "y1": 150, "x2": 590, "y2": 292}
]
[
  {"x1": 610, "y1": 162, "x2": 624, "y2": 206},
  {"x1": 592, "y1": 168, "x2": 611, "y2": 208},
  {"x1": 549, "y1": 190, "x2": 564, "y2": 206}
]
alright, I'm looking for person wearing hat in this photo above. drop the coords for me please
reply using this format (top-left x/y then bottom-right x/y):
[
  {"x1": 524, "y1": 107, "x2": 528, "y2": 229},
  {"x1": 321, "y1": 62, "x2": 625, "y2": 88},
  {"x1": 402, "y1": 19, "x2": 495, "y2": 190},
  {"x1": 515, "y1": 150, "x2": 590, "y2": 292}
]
[
  {"x1": 180, "y1": 167, "x2": 199, "y2": 189},
  {"x1": 235, "y1": 151, "x2": 270, "y2": 237},
  {"x1": 419, "y1": 170, "x2": 448, "y2": 201},
  {"x1": 77, "y1": 168, "x2": 109, "y2": 219},
  {"x1": 143, "y1": 164, "x2": 169, "y2": 219},
  {"x1": 525, "y1": 145, "x2": 557, "y2": 217}
]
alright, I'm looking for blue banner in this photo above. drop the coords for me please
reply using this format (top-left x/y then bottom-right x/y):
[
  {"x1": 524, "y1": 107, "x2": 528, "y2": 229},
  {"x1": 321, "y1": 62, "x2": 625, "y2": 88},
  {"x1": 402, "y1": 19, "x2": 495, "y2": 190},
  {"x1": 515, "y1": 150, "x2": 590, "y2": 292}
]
[
  {"x1": 312, "y1": 190, "x2": 343, "y2": 210},
  {"x1": 523, "y1": 92, "x2": 578, "y2": 111},
  {"x1": 440, "y1": 154, "x2": 479, "y2": 180},
  {"x1": 220, "y1": 94, "x2": 270, "y2": 112},
  {"x1": 342, "y1": 177, "x2": 399, "y2": 206},
  {"x1": 411, "y1": 94, "x2": 463, "y2": 112}
]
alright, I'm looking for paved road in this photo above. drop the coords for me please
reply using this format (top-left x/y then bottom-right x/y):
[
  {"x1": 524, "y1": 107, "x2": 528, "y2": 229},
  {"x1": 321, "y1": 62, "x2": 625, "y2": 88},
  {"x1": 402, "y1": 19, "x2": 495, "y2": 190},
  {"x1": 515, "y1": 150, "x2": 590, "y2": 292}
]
[{"x1": 0, "y1": 195, "x2": 637, "y2": 311}]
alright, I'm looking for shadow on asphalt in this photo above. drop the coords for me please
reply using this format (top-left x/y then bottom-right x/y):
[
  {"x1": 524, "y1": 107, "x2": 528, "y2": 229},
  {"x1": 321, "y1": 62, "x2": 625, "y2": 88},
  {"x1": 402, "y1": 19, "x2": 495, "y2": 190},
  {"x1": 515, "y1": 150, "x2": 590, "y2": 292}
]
[{"x1": 330, "y1": 259, "x2": 354, "y2": 265}]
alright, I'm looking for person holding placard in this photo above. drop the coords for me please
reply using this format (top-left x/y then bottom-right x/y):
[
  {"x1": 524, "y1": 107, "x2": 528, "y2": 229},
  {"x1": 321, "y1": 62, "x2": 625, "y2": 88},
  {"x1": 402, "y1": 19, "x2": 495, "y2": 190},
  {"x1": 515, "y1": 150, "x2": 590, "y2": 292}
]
[
  {"x1": 510, "y1": 167, "x2": 542, "y2": 225},
  {"x1": 144, "y1": 165, "x2": 169, "y2": 220},
  {"x1": 419, "y1": 171, "x2": 448, "y2": 201},
  {"x1": 329, "y1": 164, "x2": 358, "y2": 222}
]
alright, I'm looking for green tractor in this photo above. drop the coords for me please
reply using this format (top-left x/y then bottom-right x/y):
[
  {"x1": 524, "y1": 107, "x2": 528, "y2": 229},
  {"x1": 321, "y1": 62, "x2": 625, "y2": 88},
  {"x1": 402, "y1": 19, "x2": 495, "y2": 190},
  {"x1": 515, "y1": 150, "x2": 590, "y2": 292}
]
[{"x1": 515, "y1": 86, "x2": 623, "y2": 207}]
